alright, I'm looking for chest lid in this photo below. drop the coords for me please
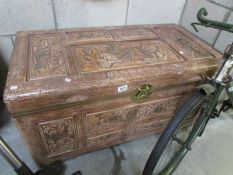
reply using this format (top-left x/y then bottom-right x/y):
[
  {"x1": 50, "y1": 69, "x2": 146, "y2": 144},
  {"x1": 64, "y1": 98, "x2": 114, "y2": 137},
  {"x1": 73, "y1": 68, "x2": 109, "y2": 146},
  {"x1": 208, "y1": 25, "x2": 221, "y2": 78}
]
[{"x1": 4, "y1": 24, "x2": 222, "y2": 115}]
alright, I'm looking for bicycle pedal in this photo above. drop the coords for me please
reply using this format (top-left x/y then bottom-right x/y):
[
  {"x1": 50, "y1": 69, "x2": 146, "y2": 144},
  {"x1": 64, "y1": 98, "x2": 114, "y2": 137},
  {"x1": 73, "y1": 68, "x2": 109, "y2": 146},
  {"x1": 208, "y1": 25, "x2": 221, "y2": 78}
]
[{"x1": 210, "y1": 108, "x2": 219, "y2": 118}]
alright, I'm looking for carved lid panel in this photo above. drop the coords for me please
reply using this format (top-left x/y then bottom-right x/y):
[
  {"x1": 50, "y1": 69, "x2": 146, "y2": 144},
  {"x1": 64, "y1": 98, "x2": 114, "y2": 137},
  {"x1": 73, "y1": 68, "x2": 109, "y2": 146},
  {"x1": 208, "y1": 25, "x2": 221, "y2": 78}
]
[
  {"x1": 4, "y1": 24, "x2": 222, "y2": 114},
  {"x1": 73, "y1": 39, "x2": 183, "y2": 73},
  {"x1": 153, "y1": 28, "x2": 212, "y2": 59},
  {"x1": 29, "y1": 34, "x2": 70, "y2": 80}
]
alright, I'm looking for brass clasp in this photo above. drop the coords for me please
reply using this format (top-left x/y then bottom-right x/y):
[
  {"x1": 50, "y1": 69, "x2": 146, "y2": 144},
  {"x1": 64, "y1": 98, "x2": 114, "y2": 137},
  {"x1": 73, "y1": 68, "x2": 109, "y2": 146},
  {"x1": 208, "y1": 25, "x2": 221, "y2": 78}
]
[{"x1": 133, "y1": 84, "x2": 153, "y2": 101}]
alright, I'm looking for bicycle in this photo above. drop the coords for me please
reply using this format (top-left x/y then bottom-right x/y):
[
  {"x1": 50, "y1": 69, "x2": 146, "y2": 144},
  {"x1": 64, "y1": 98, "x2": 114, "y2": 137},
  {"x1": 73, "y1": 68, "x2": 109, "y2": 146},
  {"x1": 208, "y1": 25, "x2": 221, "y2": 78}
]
[{"x1": 142, "y1": 8, "x2": 233, "y2": 175}]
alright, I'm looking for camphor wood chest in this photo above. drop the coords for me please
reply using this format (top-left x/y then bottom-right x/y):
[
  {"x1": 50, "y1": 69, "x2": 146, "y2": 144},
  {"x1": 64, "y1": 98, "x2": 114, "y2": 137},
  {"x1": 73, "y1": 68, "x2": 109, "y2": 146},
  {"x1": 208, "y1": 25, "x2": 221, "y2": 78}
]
[{"x1": 4, "y1": 24, "x2": 222, "y2": 164}]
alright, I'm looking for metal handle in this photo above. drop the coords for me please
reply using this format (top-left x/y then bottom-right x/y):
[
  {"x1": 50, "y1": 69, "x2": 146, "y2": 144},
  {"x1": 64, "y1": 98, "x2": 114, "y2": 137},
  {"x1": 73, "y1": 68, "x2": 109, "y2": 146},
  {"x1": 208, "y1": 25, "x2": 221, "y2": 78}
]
[{"x1": 191, "y1": 8, "x2": 233, "y2": 33}]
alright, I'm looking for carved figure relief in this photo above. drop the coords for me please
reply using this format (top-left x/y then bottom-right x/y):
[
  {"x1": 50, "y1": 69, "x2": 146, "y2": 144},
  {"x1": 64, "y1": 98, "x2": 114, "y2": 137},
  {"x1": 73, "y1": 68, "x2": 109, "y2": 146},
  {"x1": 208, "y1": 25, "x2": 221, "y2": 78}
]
[
  {"x1": 38, "y1": 117, "x2": 77, "y2": 155},
  {"x1": 86, "y1": 97, "x2": 180, "y2": 133},
  {"x1": 29, "y1": 34, "x2": 68, "y2": 80},
  {"x1": 99, "y1": 53, "x2": 121, "y2": 68},
  {"x1": 74, "y1": 40, "x2": 183, "y2": 73},
  {"x1": 153, "y1": 28, "x2": 212, "y2": 58}
]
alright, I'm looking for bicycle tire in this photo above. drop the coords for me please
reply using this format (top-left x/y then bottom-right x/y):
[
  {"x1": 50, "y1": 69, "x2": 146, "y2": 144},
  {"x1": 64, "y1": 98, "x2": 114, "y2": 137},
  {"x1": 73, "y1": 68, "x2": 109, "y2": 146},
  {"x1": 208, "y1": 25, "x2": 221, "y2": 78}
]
[{"x1": 142, "y1": 92, "x2": 210, "y2": 175}]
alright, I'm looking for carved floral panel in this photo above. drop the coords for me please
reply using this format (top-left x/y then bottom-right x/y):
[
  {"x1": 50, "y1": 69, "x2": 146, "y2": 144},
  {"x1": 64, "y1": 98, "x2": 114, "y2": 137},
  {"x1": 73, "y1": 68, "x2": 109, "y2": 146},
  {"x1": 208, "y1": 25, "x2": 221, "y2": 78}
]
[
  {"x1": 38, "y1": 117, "x2": 77, "y2": 155},
  {"x1": 74, "y1": 39, "x2": 183, "y2": 73},
  {"x1": 86, "y1": 97, "x2": 181, "y2": 133},
  {"x1": 153, "y1": 28, "x2": 212, "y2": 58},
  {"x1": 29, "y1": 34, "x2": 69, "y2": 80}
]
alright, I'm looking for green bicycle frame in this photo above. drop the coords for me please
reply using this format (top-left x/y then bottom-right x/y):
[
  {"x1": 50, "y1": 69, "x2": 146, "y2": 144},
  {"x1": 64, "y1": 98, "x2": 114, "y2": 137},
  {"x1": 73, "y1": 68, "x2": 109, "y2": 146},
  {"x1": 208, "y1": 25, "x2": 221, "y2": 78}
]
[
  {"x1": 191, "y1": 8, "x2": 233, "y2": 32},
  {"x1": 158, "y1": 55, "x2": 233, "y2": 175},
  {"x1": 155, "y1": 7, "x2": 233, "y2": 175}
]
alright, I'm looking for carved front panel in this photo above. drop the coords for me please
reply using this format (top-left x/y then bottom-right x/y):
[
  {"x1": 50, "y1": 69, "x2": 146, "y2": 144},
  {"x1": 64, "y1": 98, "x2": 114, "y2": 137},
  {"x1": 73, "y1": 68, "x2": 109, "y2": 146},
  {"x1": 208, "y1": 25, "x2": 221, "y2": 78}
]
[
  {"x1": 153, "y1": 28, "x2": 212, "y2": 58},
  {"x1": 86, "y1": 97, "x2": 181, "y2": 133},
  {"x1": 74, "y1": 39, "x2": 184, "y2": 73},
  {"x1": 29, "y1": 34, "x2": 69, "y2": 80},
  {"x1": 87, "y1": 117, "x2": 171, "y2": 146},
  {"x1": 37, "y1": 117, "x2": 77, "y2": 156}
]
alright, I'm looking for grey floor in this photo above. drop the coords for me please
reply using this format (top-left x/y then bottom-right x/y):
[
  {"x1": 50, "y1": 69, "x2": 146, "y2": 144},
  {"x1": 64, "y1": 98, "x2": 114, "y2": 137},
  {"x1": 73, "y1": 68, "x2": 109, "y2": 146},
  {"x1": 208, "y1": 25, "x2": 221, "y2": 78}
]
[{"x1": 0, "y1": 101, "x2": 233, "y2": 175}]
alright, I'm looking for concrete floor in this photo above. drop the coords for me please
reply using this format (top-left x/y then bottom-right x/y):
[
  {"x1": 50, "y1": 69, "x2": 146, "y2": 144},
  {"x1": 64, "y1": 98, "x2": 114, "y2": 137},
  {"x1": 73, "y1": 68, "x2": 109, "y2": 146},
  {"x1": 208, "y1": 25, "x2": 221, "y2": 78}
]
[{"x1": 0, "y1": 101, "x2": 233, "y2": 175}]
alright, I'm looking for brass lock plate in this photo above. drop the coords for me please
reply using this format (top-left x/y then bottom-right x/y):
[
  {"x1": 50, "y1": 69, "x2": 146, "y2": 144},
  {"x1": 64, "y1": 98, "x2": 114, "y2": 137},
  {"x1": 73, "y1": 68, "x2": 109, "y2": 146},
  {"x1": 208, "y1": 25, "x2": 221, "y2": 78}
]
[{"x1": 132, "y1": 84, "x2": 153, "y2": 102}]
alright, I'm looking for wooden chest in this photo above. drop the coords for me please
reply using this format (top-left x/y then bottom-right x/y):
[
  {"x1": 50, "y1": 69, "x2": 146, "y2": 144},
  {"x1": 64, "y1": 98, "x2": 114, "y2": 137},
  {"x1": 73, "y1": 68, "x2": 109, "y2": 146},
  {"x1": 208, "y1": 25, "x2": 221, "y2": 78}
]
[{"x1": 4, "y1": 24, "x2": 222, "y2": 165}]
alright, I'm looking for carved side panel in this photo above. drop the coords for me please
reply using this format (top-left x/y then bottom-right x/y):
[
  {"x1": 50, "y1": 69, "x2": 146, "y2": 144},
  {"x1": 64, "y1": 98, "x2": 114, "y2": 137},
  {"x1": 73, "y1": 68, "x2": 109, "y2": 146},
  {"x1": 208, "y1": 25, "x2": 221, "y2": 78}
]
[
  {"x1": 153, "y1": 28, "x2": 212, "y2": 58},
  {"x1": 74, "y1": 39, "x2": 184, "y2": 73},
  {"x1": 66, "y1": 28, "x2": 156, "y2": 43},
  {"x1": 37, "y1": 117, "x2": 77, "y2": 156},
  {"x1": 29, "y1": 34, "x2": 69, "y2": 80},
  {"x1": 153, "y1": 28, "x2": 183, "y2": 38},
  {"x1": 114, "y1": 28, "x2": 156, "y2": 39},
  {"x1": 66, "y1": 30, "x2": 114, "y2": 42},
  {"x1": 86, "y1": 97, "x2": 181, "y2": 133}
]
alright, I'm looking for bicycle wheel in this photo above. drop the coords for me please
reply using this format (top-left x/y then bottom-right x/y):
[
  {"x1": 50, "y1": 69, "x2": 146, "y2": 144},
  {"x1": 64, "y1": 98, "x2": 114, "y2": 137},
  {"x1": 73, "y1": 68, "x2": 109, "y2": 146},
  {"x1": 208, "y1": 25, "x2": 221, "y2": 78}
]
[{"x1": 142, "y1": 92, "x2": 211, "y2": 175}]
